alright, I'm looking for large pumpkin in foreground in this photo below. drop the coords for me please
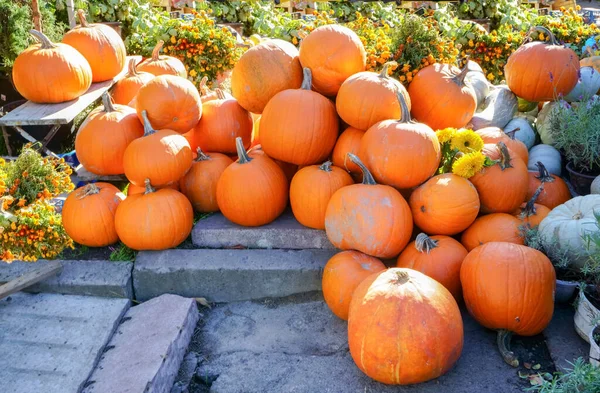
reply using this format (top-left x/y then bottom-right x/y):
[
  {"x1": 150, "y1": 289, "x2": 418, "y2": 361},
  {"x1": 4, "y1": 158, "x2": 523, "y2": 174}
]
[
  {"x1": 461, "y1": 242, "x2": 555, "y2": 367},
  {"x1": 505, "y1": 26, "x2": 579, "y2": 102},
  {"x1": 348, "y1": 268, "x2": 463, "y2": 385}
]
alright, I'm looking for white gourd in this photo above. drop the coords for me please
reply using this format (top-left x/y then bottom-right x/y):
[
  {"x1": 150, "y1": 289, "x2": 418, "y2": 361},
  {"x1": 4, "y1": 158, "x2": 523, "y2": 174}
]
[
  {"x1": 528, "y1": 144, "x2": 562, "y2": 176},
  {"x1": 563, "y1": 67, "x2": 600, "y2": 102},
  {"x1": 504, "y1": 117, "x2": 535, "y2": 149}
]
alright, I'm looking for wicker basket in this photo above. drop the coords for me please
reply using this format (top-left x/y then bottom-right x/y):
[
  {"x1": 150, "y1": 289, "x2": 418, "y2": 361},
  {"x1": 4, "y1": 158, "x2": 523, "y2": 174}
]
[{"x1": 552, "y1": 0, "x2": 577, "y2": 10}]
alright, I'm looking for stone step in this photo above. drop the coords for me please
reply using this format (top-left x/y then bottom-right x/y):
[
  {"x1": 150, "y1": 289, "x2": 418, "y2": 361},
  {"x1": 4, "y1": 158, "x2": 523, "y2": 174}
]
[
  {"x1": 133, "y1": 249, "x2": 336, "y2": 302},
  {"x1": 0, "y1": 260, "x2": 133, "y2": 299},
  {"x1": 0, "y1": 293, "x2": 130, "y2": 393},
  {"x1": 192, "y1": 211, "x2": 335, "y2": 250},
  {"x1": 83, "y1": 294, "x2": 199, "y2": 393}
]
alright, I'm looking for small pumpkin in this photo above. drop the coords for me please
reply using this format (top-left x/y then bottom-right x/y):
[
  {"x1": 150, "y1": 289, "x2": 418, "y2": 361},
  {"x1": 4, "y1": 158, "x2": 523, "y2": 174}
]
[
  {"x1": 476, "y1": 127, "x2": 529, "y2": 164},
  {"x1": 409, "y1": 173, "x2": 480, "y2": 235},
  {"x1": 504, "y1": 117, "x2": 535, "y2": 150},
  {"x1": 111, "y1": 58, "x2": 154, "y2": 105},
  {"x1": 348, "y1": 268, "x2": 463, "y2": 384},
  {"x1": 13, "y1": 30, "x2": 92, "y2": 104},
  {"x1": 322, "y1": 251, "x2": 386, "y2": 320},
  {"x1": 299, "y1": 25, "x2": 366, "y2": 96},
  {"x1": 216, "y1": 137, "x2": 288, "y2": 226},
  {"x1": 331, "y1": 127, "x2": 365, "y2": 175},
  {"x1": 470, "y1": 142, "x2": 529, "y2": 213},
  {"x1": 461, "y1": 242, "x2": 556, "y2": 367},
  {"x1": 358, "y1": 93, "x2": 441, "y2": 189},
  {"x1": 336, "y1": 62, "x2": 411, "y2": 130},
  {"x1": 563, "y1": 67, "x2": 600, "y2": 102},
  {"x1": 512, "y1": 185, "x2": 551, "y2": 228},
  {"x1": 461, "y1": 213, "x2": 524, "y2": 251},
  {"x1": 397, "y1": 233, "x2": 468, "y2": 301},
  {"x1": 198, "y1": 76, "x2": 233, "y2": 102},
  {"x1": 231, "y1": 39, "x2": 303, "y2": 114},
  {"x1": 61, "y1": 9, "x2": 126, "y2": 82},
  {"x1": 536, "y1": 102, "x2": 560, "y2": 146},
  {"x1": 127, "y1": 182, "x2": 179, "y2": 196},
  {"x1": 62, "y1": 183, "x2": 125, "y2": 247},
  {"x1": 407, "y1": 62, "x2": 477, "y2": 130},
  {"x1": 527, "y1": 162, "x2": 571, "y2": 209},
  {"x1": 136, "y1": 40, "x2": 187, "y2": 78},
  {"x1": 528, "y1": 145, "x2": 562, "y2": 176},
  {"x1": 75, "y1": 92, "x2": 144, "y2": 175},
  {"x1": 260, "y1": 68, "x2": 339, "y2": 165},
  {"x1": 179, "y1": 148, "x2": 233, "y2": 212},
  {"x1": 123, "y1": 110, "x2": 193, "y2": 187},
  {"x1": 505, "y1": 26, "x2": 579, "y2": 102},
  {"x1": 324, "y1": 154, "x2": 413, "y2": 258},
  {"x1": 470, "y1": 85, "x2": 518, "y2": 130},
  {"x1": 136, "y1": 74, "x2": 202, "y2": 134},
  {"x1": 115, "y1": 179, "x2": 193, "y2": 250}
]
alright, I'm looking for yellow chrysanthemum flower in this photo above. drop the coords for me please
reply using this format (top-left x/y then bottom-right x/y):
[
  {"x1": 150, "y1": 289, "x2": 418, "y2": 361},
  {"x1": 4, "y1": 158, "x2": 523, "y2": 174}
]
[
  {"x1": 452, "y1": 152, "x2": 486, "y2": 179},
  {"x1": 435, "y1": 128, "x2": 457, "y2": 144},
  {"x1": 450, "y1": 130, "x2": 484, "y2": 153}
]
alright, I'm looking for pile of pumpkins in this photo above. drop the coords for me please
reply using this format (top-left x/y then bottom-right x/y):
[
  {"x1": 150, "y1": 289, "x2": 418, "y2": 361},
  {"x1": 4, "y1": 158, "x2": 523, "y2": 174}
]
[{"x1": 18, "y1": 15, "x2": 600, "y2": 384}]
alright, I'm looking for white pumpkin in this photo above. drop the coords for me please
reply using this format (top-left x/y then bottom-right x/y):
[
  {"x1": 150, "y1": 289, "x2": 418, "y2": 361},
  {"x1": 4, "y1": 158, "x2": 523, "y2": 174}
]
[
  {"x1": 538, "y1": 195, "x2": 600, "y2": 270},
  {"x1": 505, "y1": 117, "x2": 536, "y2": 149},
  {"x1": 470, "y1": 85, "x2": 518, "y2": 130},
  {"x1": 528, "y1": 144, "x2": 562, "y2": 176},
  {"x1": 465, "y1": 60, "x2": 491, "y2": 109},
  {"x1": 563, "y1": 67, "x2": 600, "y2": 102},
  {"x1": 592, "y1": 176, "x2": 600, "y2": 195},
  {"x1": 536, "y1": 102, "x2": 560, "y2": 146}
]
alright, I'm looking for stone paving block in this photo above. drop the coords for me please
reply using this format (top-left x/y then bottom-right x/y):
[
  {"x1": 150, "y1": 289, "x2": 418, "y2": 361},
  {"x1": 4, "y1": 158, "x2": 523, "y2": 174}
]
[
  {"x1": 0, "y1": 293, "x2": 130, "y2": 393},
  {"x1": 545, "y1": 303, "x2": 589, "y2": 372},
  {"x1": 83, "y1": 294, "x2": 199, "y2": 393},
  {"x1": 192, "y1": 211, "x2": 335, "y2": 250},
  {"x1": 134, "y1": 249, "x2": 336, "y2": 302},
  {"x1": 0, "y1": 260, "x2": 133, "y2": 299}
]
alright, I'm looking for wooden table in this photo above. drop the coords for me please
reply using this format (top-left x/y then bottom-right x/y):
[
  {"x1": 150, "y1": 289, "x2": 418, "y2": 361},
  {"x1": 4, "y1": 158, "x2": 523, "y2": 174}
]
[{"x1": 0, "y1": 55, "x2": 141, "y2": 158}]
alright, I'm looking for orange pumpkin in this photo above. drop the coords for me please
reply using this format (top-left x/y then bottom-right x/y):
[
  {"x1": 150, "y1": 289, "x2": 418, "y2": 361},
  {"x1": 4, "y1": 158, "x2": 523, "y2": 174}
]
[
  {"x1": 322, "y1": 251, "x2": 386, "y2": 320},
  {"x1": 115, "y1": 179, "x2": 193, "y2": 250},
  {"x1": 180, "y1": 148, "x2": 233, "y2": 212},
  {"x1": 260, "y1": 68, "x2": 339, "y2": 165},
  {"x1": 216, "y1": 137, "x2": 288, "y2": 226},
  {"x1": 136, "y1": 74, "x2": 202, "y2": 134},
  {"x1": 470, "y1": 142, "x2": 529, "y2": 213},
  {"x1": 348, "y1": 268, "x2": 463, "y2": 384},
  {"x1": 461, "y1": 242, "x2": 556, "y2": 366},
  {"x1": 512, "y1": 185, "x2": 551, "y2": 228},
  {"x1": 191, "y1": 89, "x2": 253, "y2": 154},
  {"x1": 62, "y1": 183, "x2": 125, "y2": 247},
  {"x1": 461, "y1": 213, "x2": 524, "y2": 251},
  {"x1": 476, "y1": 127, "x2": 529, "y2": 164},
  {"x1": 61, "y1": 9, "x2": 126, "y2": 82},
  {"x1": 127, "y1": 182, "x2": 179, "y2": 196},
  {"x1": 397, "y1": 233, "x2": 468, "y2": 301},
  {"x1": 290, "y1": 161, "x2": 354, "y2": 229},
  {"x1": 247, "y1": 144, "x2": 298, "y2": 183},
  {"x1": 111, "y1": 59, "x2": 154, "y2": 105},
  {"x1": 123, "y1": 110, "x2": 193, "y2": 187},
  {"x1": 250, "y1": 115, "x2": 261, "y2": 148},
  {"x1": 410, "y1": 173, "x2": 480, "y2": 235},
  {"x1": 505, "y1": 26, "x2": 579, "y2": 102},
  {"x1": 198, "y1": 76, "x2": 233, "y2": 102},
  {"x1": 136, "y1": 40, "x2": 187, "y2": 77},
  {"x1": 336, "y1": 62, "x2": 410, "y2": 130},
  {"x1": 75, "y1": 92, "x2": 144, "y2": 175},
  {"x1": 325, "y1": 154, "x2": 413, "y2": 258},
  {"x1": 407, "y1": 63, "x2": 477, "y2": 130},
  {"x1": 299, "y1": 25, "x2": 366, "y2": 96},
  {"x1": 358, "y1": 93, "x2": 441, "y2": 189},
  {"x1": 331, "y1": 127, "x2": 365, "y2": 175},
  {"x1": 231, "y1": 39, "x2": 303, "y2": 113},
  {"x1": 527, "y1": 162, "x2": 571, "y2": 209},
  {"x1": 12, "y1": 30, "x2": 92, "y2": 103}
]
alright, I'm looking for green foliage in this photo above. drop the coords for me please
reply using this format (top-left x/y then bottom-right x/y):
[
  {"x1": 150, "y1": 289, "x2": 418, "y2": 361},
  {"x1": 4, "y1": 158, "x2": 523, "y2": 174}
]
[
  {"x1": 109, "y1": 242, "x2": 137, "y2": 262},
  {"x1": 526, "y1": 357, "x2": 600, "y2": 393}
]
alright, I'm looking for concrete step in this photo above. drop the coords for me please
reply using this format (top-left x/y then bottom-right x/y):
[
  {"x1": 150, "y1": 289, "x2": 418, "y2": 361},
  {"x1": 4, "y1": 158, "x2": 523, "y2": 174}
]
[
  {"x1": 133, "y1": 249, "x2": 336, "y2": 302},
  {"x1": 0, "y1": 293, "x2": 130, "y2": 393},
  {"x1": 192, "y1": 211, "x2": 335, "y2": 250}
]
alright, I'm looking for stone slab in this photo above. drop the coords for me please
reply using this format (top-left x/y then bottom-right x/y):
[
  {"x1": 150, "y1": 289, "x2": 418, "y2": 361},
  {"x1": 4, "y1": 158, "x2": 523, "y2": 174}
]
[
  {"x1": 0, "y1": 260, "x2": 133, "y2": 299},
  {"x1": 133, "y1": 249, "x2": 336, "y2": 302},
  {"x1": 0, "y1": 292, "x2": 130, "y2": 393},
  {"x1": 84, "y1": 294, "x2": 199, "y2": 393},
  {"x1": 545, "y1": 303, "x2": 589, "y2": 372},
  {"x1": 192, "y1": 211, "x2": 335, "y2": 250}
]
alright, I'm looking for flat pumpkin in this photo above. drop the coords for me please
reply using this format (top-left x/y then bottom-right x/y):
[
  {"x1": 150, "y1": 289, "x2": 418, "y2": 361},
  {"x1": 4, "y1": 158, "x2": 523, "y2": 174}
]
[
  {"x1": 461, "y1": 213, "x2": 524, "y2": 251},
  {"x1": 136, "y1": 40, "x2": 187, "y2": 77}
]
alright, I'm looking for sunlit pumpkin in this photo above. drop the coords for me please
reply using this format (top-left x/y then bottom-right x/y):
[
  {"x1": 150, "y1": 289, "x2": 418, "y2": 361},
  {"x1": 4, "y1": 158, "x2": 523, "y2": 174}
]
[
  {"x1": 111, "y1": 58, "x2": 154, "y2": 105},
  {"x1": 461, "y1": 213, "x2": 524, "y2": 251},
  {"x1": 476, "y1": 127, "x2": 529, "y2": 165},
  {"x1": 331, "y1": 127, "x2": 365, "y2": 176},
  {"x1": 527, "y1": 162, "x2": 571, "y2": 209},
  {"x1": 512, "y1": 185, "x2": 551, "y2": 228},
  {"x1": 136, "y1": 40, "x2": 187, "y2": 77}
]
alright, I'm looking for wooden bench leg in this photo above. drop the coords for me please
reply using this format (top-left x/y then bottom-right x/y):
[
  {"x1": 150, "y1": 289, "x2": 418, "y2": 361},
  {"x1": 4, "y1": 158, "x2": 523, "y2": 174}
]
[
  {"x1": 1, "y1": 126, "x2": 12, "y2": 156},
  {"x1": 40, "y1": 124, "x2": 62, "y2": 151},
  {"x1": 13, "y1": 125, "x2": 59, "y2": 158}
]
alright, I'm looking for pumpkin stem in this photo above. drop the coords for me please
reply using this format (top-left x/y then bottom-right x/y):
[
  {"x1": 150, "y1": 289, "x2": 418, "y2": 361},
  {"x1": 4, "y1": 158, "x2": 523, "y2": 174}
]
[
  {"x1": 76, "y1": 9, "x2": 88, "y2": 27},
  {"x1": 521, "y1": 184, "x2": 544, "y2": 219},
  {"x1": 529, "y1": 26, "x2": 559, "y2": 46},
  {"x1": 76, "y1": 183, "x2": 100, "y2": 199},
  {"x1": 319, "y1": 161, "x2": 333, "y2": 172},
  {"x1": 235, "y1": 137, "x2": 252, "y2": 164},
  {"x1": 504, "y1": 127, "x2": 519, "y2": 140},
  {"x1": 101, "y1": 92, "x2": 116, "y2": 113},
  {"x1": 348, "y1": 153, "x2": 376, "y2": 185},
  {"x1": 394, "y1": 270, "x2": 410, "y2": 284},
  {"x1": 454, "y1": 63, "x2": 470, "y2": 85},
  {"x1": 195, "y1": 147, "x2": 211, "y2": 162},
  {"x1": 497, "y1": 330, "x2": 519, "y2": 367},
  {"x1": 126, "y1": 58, "x2": 139, "y2": 76},
  {"x1": 301, "y1": 68, "x2": 313, "y2": 90},
  {"x1": 535, "y1": 161, "x2": 555, "y2": 183},
  {"x1": 151, "y1": 41, "x2": 164, "y2": 61},
  {"x1": 378, "y1": 62, "x2": 397, "y2": 78},
  {"x1": 144, "y1": 179, "x2": 156, "y2": 195},
  {"x1": 395, "y1": 91, "x2": 411, "y2": 123},
  {"x1": 496, "y1": 142, "x2": 513, "y2": 171},
  {"x1": 199, "y1": 76, "x2": 209, "y2": 95},
  {"x1": 140, "y1": 110, "x2": 157, "y2": 136},
  {"x1": 215, "y1": 89, "x2": 226, "y2": 100},
  {"x1": 29, "y1": 30, "x2": 56, "y2": 49},
  {"x1": 414, "y1": 233, "x2": 438, "y2": 254}
]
